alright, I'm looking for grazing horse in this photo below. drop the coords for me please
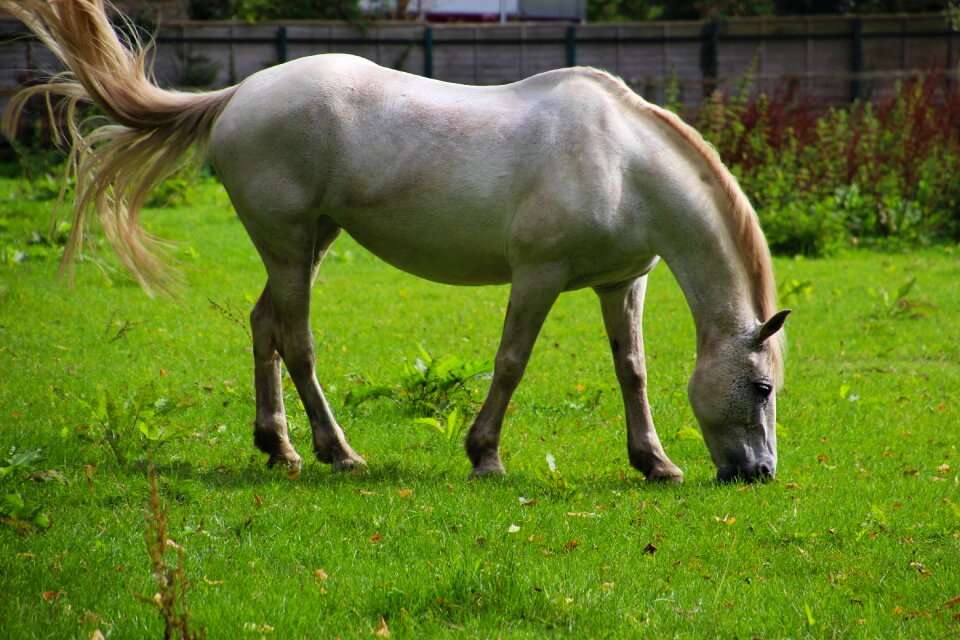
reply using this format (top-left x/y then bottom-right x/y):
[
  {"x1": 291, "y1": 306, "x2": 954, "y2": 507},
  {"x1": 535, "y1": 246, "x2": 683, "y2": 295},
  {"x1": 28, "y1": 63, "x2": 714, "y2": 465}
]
[{"x1": 2, "y1": 0, "x2": 789, "y2": 483}]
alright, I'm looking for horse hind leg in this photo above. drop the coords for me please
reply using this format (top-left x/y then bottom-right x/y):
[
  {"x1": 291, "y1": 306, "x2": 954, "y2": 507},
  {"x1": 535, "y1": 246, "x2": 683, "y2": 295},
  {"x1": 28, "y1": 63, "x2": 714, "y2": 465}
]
[
  {"x1": 250, "y1": 284, "x2": 301, "y2": 468},
  {"x1": 248, "y1": 216, "x2": 364, "y2": 470},
  {"x1": 596, "y1": 276, "x2": 683, "y2": 483}
]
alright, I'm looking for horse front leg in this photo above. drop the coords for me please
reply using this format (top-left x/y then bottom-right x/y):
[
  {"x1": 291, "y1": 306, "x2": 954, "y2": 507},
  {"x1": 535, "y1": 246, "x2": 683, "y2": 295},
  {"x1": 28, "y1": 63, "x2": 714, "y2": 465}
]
[
  {"x1": 596, "y1": 277, "x2": 684, "y2": 483},
  {"x1": 250, "y1": 284, "x2": 301, "y2": 469},
  {"x1": 465, "y1": 266, "x2": 562, "y2": 478}
]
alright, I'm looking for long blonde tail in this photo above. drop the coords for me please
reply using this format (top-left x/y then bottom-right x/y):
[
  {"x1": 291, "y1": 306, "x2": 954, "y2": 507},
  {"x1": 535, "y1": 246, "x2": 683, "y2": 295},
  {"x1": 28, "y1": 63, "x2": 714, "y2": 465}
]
[{"x1": 1, "y1": 0, "x2": 237, "y2": 293}]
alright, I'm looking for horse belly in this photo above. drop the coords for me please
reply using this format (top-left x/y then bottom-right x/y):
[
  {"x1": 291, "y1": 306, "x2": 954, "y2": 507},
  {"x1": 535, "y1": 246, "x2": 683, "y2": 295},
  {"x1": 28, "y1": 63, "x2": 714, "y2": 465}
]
[{"x1": 333, "y1": 205, "x2": 513, "y2": 286}]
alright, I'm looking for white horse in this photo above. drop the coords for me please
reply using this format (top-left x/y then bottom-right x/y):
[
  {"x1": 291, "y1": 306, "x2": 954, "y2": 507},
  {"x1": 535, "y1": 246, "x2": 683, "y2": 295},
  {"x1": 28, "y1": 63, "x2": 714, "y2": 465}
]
[{"x1": 3, "y1": 0, "x2": 789, "y2": 483}]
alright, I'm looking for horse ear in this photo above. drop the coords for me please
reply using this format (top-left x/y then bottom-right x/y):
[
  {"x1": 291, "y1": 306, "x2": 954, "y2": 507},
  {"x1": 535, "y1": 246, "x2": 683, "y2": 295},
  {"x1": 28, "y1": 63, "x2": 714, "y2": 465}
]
[{"x1": 754, "y1": 309, "x2": 791, "y2": 346}]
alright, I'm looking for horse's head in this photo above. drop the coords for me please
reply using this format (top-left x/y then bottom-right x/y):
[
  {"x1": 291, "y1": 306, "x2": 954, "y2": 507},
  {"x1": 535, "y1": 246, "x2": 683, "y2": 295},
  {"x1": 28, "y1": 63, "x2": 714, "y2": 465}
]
[{"x1": 687, "y1": 310, "x2": 790, "y2": 483}]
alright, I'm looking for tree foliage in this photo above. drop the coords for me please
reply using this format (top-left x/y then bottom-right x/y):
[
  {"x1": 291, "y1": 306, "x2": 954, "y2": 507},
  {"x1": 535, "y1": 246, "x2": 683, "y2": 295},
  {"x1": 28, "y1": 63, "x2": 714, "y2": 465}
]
[{"x1": 187, "y1": 0, "x2": 362, "y2": 21}]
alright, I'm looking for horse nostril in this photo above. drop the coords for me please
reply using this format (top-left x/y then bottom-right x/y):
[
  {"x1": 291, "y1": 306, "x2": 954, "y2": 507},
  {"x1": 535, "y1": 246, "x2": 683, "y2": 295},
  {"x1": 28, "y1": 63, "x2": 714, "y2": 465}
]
[{"x1": 757, "y1": 462, "x2": 774, "y2": 479}]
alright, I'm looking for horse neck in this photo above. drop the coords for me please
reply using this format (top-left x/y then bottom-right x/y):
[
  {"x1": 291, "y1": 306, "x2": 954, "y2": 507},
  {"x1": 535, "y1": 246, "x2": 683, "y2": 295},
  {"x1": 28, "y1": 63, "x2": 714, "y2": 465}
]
[{"x1": 653, "y1": 196, "x2": 757, "y2": 351}]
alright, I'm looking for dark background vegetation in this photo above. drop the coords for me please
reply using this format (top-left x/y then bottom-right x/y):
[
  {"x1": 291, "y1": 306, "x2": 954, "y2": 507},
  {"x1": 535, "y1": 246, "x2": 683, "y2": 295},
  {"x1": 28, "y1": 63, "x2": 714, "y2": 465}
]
[{"x1": 176, "y1": 0, "x2": 956, "y2": 22}]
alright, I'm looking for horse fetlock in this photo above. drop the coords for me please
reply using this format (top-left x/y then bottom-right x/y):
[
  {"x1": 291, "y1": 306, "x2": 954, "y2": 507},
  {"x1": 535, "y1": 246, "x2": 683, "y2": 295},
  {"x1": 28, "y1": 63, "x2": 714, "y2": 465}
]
[{"x1": 254, "y1": 423, "x2": 288, "y2": 451}]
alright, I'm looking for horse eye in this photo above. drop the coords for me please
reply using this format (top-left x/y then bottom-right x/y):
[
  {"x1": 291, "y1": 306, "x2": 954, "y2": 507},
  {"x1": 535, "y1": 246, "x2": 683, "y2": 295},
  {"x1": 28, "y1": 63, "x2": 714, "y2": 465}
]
[{"x1": 754, "y1": 382, "x2": 773, "y2": 398}]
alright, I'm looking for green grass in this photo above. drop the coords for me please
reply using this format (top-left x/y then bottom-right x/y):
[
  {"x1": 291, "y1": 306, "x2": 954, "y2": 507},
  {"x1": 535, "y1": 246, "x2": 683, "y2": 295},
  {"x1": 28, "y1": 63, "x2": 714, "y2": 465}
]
[{"x1": 1, "y1": 178, "x2": 958, "y2": 638}]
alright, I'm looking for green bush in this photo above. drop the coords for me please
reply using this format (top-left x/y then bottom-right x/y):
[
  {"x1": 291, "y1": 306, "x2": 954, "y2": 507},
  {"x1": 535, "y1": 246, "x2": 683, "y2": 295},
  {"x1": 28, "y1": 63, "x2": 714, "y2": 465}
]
[{"x1": 682, "y1": 72, "x2": 960, "y2": 255}]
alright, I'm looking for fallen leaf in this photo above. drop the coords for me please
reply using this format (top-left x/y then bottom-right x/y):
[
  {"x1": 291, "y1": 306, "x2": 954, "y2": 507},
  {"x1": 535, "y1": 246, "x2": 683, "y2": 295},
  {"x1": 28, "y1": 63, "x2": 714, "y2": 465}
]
[
  {"x1": 938, "y1": 463, "x2": 951, "y2": 474},
  {"x1": 358, "y1": 490, "x2": 377, "y2": 497},
  {"x1": 562, "y1": 540, "x2": 579, "y2": 552},
  {"x1": 507, "y1": 524, "x2": 521, "y2": 533},
  {"x1": 944, "y1": 595, "x2": 960, "y2": 609},
  {"x1": 644, "y1": 543, "x2": 658, "y2": 555},
  {"x1": 42, "y1": 591, "x2": 63, "y2": 602},
  {"x1": 566, "y1": 511, "x2": 599, "y2": 518},
  {"x1": 17, "y1": 553, "x2": 36, "y2": 560},
  {"x1": 84, "y1": 464, "x2": 96, "y2": 491},
  {"x1": 601, "y1": 582, "x2": 615, "y2": 591},
  {"x1": 370, "y1": 533, "x2": 382, "y2": 544},
  {"x1": 160, "y1": 368, "x2": 168, "y2": 377},
  {"x1": 202, "y1": 575, "x2": 224, "y2": 585},
  {"x1": 27, "y1": 470, "x2": 68, "y2": 484},
  {"x1": 287, "y1": 467, "x2": 300, "y2": 479},
  {"x1": 91, "y1": 630, "x2": 105, "y2": 640},
  {"x1": 253, "y1": 494, "x2": 263, "y2": 507},
  {"x1": 375, "y1": 617, "x2": 390, "y2": 638},
  {"x1": 396, "y1": 489, "x2": 413, "y2": 499},
  {"x1": 315, "y1": 568, "x2": 329, "y2": 582}
]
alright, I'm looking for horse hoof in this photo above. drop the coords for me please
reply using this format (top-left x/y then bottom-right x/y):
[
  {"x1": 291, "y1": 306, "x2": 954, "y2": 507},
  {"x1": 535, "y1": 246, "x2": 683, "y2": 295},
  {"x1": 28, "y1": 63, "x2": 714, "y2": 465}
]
[
  {"x1": 331, "y1": 453, "x2": 367, "y2": 472},
  {"x1": 267, "y1": 451, "x2": 302, "y2": 470},
  {"x1": 646, "y1": 464, "x2": 684, "y2": 484},
  {"x1": 468, "y1": 462, "x2": 506, "y2": 479}
]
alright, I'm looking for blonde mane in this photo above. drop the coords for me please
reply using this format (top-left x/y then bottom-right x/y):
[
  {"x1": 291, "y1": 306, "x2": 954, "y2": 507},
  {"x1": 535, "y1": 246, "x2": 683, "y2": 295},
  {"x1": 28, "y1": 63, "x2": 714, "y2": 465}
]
[{"x1": 586, "y1": 69, "x2": 784, "y2": 385}]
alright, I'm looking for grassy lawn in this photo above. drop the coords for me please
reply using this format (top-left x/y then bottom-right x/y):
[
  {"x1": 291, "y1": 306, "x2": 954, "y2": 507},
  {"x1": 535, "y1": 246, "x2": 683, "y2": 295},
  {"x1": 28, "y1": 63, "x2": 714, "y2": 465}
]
[{"x1": 1, "y1": 178, "x2": 958, "y2": 638}]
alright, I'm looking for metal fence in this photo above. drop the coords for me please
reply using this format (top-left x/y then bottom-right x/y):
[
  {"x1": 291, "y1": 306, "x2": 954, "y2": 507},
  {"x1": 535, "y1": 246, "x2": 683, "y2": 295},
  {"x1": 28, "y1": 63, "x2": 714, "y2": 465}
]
[{"x1": 2, "y1": 13, "x2": 958, "y2": 109}]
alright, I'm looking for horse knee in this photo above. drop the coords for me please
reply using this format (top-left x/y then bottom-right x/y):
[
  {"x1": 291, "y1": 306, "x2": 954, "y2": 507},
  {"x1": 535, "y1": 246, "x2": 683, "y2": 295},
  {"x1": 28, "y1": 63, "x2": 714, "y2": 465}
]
[
  {"x1": 280, "y1": 338, "x2": 316, "y2": 379},
  {"x1": 250, "y1": 295, "x2": 277, "y2": 352},
  {"x1": 493, "y1": 350, "x2": 527, "y2": 389},
  {"x1": 617, "y1": 354, "x2": 647, "y2": 389}
]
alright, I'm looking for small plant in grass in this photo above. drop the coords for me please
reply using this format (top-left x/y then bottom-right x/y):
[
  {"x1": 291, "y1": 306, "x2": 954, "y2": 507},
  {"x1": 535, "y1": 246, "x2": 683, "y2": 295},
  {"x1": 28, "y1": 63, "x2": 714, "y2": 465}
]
[
  {"x1": 413, "y1": 406, "x2": 467, "y2": 445},
  {"x1": 80, "y1": 386, "x2": 190, "y2": 467},
  {"x1": 138, "y1": 462, "x2": 204, "y2": 640},
  {"x1": 778, "y1": 278, "x2": 813, "y2": 306},
  {"x1": 538, "y1": 453, "x2": 574, "y2": 494},
  {"x1": 0, "y1": 447, "x2": 53, "y2": 532},
  {"x1": 867, "y1": 277, "x2": 938, "y2": 321},
  {"x1": 344, "y1": 345, "x2": 492, "y2": 417}
]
